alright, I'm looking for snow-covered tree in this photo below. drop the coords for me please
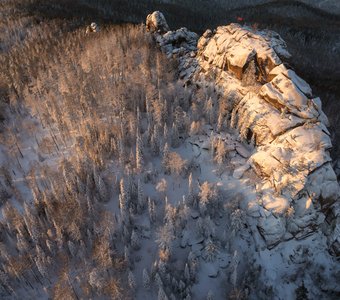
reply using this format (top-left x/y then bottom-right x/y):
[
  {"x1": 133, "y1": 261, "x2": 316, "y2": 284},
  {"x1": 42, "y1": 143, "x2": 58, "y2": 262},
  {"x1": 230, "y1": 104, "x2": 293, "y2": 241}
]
[
  {"x1": 156, "y1": 178, "x2": 167, "y2": 199},
  {"x1": 205, "y1": 97, "x2": 215, "y2": 125},
  {"x1": 184, "y1": 263, "x2": 190, "y2": 283},
  {"x1": 151, "y1": 125, "x2": 161, "y2": 156},
  {"x1": 128, "y1": 271, "x2": 136, "y2": 289},
  {"x1": 124, "y1": 246, "x2": 131, "y2": 266},
  {"x1": 163, "y1": 123, "x2": 170, "y2": 145},
  {"x1": 167, "y1": 152, "x2": 187, "y2": 177},
  {"x1": 171, "y1": 122, "x2": 180, "y2": 148},
  {"x1": 156, "y1": 223, "x2": 175, "y2": 258},
  {"x1": 230, "y1": 107, "x2": 238, "y2": 129},
  {"x1": 231, "y1": 209, "x2": 245, "y2": 236},
  {"x1": 198, "y1": 182, "x2": 218, "y2": 215},
  {"x1": 216, "y1": 113, "x2": 224, "y2": 132},
  {"x1": 131, "y1": 230, "x2": 141, "y2": 250},
  {"x1": 119, "y1": 178, "x2": 130, "y2": 222},
  {"x1": 67, "y1": 240, "x2": 77, "y2": 257},
  {"x1": 137, "y1": 179, "x2": 145, "y2": 213},
  {"x1": 97, "y1": 175, "x2": 108, "y2": 202},
  {"x1": 136, "y1": 129, "x2": 144, "y2": 171},
  {"x1": 203, "y1": 238, "x2": 219, "y2": 262},
  {"x1": 143, "y1": 268, "x2": 150, "y2": 290},
  {"x1": 162, "y1": 142, "x2": 170, "y2": 173},
  {"x1": 207, "y1": 290, "x2": 214, "y2": 300},
  {"x1": 158, "y1": 286, "x2": 168, "y2": 300},
  {"x1": 188, "y1": 172, "x2": 198, "y2": 207},
  {"x1": 148, "y1": 197, "x2": 156, "y2": 223},
  {"x1": 230, "y1": 250, "x2": 239, "y2": 288},
  {"x1": 214, "y1": 138, "x2": 227, "y2": 165},
  {"x1": 155, "y1": 272, "x2": 163, "y2": 287}
]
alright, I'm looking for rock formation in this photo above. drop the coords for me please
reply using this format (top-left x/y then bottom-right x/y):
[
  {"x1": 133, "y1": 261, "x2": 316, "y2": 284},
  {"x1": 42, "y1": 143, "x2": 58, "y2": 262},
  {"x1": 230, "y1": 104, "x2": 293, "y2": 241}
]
[
  {"x1": 146, "y1": 11, "x2": 170, "y2": 33},
  {"x1": 146, "y1": 12, "x2": 340, "y2": 253},
  {"x1": 86, "y1": 22, "x2": 99, "y2": 34}
]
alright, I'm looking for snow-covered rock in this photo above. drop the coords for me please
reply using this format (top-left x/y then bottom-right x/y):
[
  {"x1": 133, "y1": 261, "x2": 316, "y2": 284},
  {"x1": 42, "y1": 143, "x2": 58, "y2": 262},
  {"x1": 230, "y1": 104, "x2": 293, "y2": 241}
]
[
  {"x1": 193, "y1": 22, "x2": 339, "y2": 248},
  {"x1": 147, "y1": 11, "x2": 340, "y2": 252},
  {"x1": 198, "y1": 23, "x2": 290, "y2": 81},
  {"x1": 258, "y1": 215, "x2": 286, "y2": 248},
  {"x1": 146, "y1": 11, "x2": 170, "y2": 33},
  {"x1": 233, "y1": 163, "x2": 250, "y2": 179},
  {"x1": 86, "y1": 22, "x2": 99, "y2": 34}
]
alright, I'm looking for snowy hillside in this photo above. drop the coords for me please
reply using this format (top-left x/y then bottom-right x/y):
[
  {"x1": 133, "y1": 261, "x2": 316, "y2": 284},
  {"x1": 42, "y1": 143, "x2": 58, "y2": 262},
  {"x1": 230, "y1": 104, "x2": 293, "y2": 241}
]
[{"x1": 0, "y1": 3, "x2": 339, "y2": 300}]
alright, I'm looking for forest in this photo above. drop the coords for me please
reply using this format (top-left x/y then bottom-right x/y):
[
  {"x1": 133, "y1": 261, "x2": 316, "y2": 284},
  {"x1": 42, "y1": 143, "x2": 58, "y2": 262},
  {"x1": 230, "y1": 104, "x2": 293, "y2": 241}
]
[{"x1": 0, "y1": 9, "x2": 252, "y2": 300}]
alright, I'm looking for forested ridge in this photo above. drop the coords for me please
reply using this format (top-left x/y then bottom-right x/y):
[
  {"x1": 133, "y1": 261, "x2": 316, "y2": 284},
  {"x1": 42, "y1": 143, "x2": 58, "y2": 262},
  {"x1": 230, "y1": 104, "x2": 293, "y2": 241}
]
[{"x1": 0, "y1": 1, "x2": 339, "y2": 299}]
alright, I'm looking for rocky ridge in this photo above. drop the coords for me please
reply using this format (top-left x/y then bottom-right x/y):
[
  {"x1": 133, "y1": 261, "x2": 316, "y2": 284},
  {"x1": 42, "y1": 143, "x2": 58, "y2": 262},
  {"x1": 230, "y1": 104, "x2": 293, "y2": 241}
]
[{"x1": 146, "y1": 11, "x2": 340, "y2": 253}]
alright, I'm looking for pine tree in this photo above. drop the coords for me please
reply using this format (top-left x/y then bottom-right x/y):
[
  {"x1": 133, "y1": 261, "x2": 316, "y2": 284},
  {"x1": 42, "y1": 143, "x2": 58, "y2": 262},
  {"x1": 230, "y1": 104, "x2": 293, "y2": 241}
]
[
  {"x1": 163, "y1": 123, "x2": 169, "y2": 146},
  {"x1": 147, "y1": 197, "x2": 155, "y2": 223},
  {"x1": 67, "y1": 240, "x2": 77, "y2": 257},
  {"x1": 216, "y1": 113, "x2": 224, "y2": 132},
  {"x1": 184, "y1": 263, "x2": 190, "y2": 283},
  {"x1": 119, "y1": 179, "x2": 130, "y2": 214},
  {"x1": 151, "y1": 125, "x2": 160, "y2": 157},
  {"x1": 203, "y1": 238, "x2": 218, "y2": 262},
  {"x1": 230, "y1": 250, "x2": 239, "y2": 288},
  {"x1": 230, "y1": 107, "x2": 237, "y2": 129},
  {"x1": 295, "y1": 281, "x2": 309, "y2": 300},
  {"x1": 171, "y1": 122, "x2": 180, "y2": 148},
  {"x1": 155, "y1": 272, "x2": 163, "y2": 287},
  {"x1": 128, "y1": 271, "x2": 136, "y2": 289},
  {"x1": 171, "y1": 277, "x2": 178, "y2": 291},
  {"x1": 215, "y1": 138, "x2": 226, "y2": 165},
  {"x1": 207, "y1": 290, "x2": 214, "y2": 300},
  {"x1": 136, "y1": 129, "x2": 144, "y2": 171},
  {"x1": 131, "y1": 230, "x2": 141, "y2": 250},
  {"x1": 205, "y1": 97, "x2": 215, "y2": 125},
  {"x1": 188, "y1": 173, "x2": 197, "y2": 207},
  {"x1": 137, "y1": 179, "x2": 145, "y2": 214},
  {"x1": 124, "y1": 246, "x2": 131, "y2": 266},
  {"x1": 97, "y1": 175, "x2": 108, "y2": 202},
  {"x1": 143, "y1": 268, "x2": 150, "y2": 290},
  {"x1": 118, "y1": 140, "x2": 126, "y2": 166},
  {"x1": 178, "y1": 280, "x2": 186, "y2": 293},
  {"x1": 162, "y1": 142, "x2": 170, "y2": 173},
  {"x1": 231, "y1": 209, "x2": 245, "y2": 237},
  {"x1": 158, "y1": 286, "x2": 168, "y2": 300}
]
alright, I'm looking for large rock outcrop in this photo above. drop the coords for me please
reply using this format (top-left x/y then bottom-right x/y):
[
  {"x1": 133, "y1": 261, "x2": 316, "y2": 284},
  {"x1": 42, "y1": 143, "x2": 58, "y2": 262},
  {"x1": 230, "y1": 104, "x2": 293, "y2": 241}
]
[
  {"x1": 146, "y1": 11, "x2": 170, "y2": 33},
  {"x1": 147, "y1": 14, "x2": 340, "y2": 252}
]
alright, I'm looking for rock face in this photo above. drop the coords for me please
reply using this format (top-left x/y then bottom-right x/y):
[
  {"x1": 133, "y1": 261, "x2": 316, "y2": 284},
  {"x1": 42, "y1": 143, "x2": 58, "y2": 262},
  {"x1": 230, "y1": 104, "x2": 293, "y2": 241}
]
[{"x1": 147, "y1": 13, "x2": 340, "y2": 251}]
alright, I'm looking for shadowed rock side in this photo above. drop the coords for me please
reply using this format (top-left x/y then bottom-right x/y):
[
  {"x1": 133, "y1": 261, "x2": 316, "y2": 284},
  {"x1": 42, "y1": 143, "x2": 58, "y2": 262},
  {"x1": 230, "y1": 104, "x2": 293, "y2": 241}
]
[{"x1": 146, "y1": 11, "x2": 340, "y2": 253}]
